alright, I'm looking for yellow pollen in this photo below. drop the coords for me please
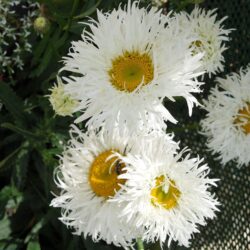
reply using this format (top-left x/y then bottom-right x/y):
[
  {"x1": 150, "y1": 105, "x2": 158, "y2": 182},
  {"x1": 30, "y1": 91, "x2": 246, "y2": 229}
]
[
  {"x1": 150, "y1": 175, "x2": 181, "y2": 210},
  {"x1": 89, "y1": 150, "x2": 126, "y2": 198},
  {"x1": 190, "y1": 40, "x2": 204, "y2": 56},
  {"x1": 108, "y1": 51, "x2": 154, "y2": 92},
  {"x1": 193, "y1": 40, "x2": 203, "y2": 48},
  {"x1": 234, "y1": 103, "x2": 250, "y2": 134}
]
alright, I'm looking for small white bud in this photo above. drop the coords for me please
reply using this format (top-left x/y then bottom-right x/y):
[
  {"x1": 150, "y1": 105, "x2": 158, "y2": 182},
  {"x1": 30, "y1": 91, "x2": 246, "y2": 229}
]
[{"x1": 49, "y1": 77, "x2": 78, "y2": 117}]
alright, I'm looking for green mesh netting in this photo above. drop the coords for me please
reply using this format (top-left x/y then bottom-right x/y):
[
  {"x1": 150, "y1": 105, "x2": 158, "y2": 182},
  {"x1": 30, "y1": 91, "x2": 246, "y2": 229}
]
[{"x1": 167, "y1": 1, "x2": 250, "y2": 249}]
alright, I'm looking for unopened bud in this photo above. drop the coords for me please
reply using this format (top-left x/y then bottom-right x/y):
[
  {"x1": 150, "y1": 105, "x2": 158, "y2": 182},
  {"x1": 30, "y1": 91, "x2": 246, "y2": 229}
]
[
  {"x1": 34, "y1": 16, "x2": 50, "y2": 34},
  {"x1": 49, "y1": 77, "x2": 78, "y2": 117}
]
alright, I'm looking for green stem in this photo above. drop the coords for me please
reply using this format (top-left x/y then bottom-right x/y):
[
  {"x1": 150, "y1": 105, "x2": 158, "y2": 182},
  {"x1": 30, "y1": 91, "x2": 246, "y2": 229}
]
[
  {"x1": 136, "y1": 238, "x2": 144, "y2": 250},
  {"x1": 73, "y1": 0, "x2": 102, "y2": 20},
  {"x1": 1, "y1": 123, "x2": 39, "y2": 139},
  {"x1": 65, "y1": 0, "x2": 79, "y2": 31}
]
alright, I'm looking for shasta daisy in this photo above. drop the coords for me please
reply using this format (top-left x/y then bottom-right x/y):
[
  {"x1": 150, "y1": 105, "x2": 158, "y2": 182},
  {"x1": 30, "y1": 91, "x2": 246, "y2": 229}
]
[
  {"x1": 201, "y1": 66, "x2": 250, "y2": 166},
  {"x1": 50, "y1": 125, "x2": 139, "y2": 248},
  {"x1": 114, "y1": 133, "x2": 219, "y2": 247},
  {"x1": 173, "y1": 7, "x2": 232, "y2": 77},
  {"x1": 61, "y1": 1, "x2": 204, "y2": 133}
]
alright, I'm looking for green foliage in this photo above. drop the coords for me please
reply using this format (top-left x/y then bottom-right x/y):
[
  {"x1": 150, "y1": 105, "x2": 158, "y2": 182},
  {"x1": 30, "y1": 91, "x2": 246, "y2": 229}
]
[
  {"x1": 169, "y1": 0, "x2": 204, "y2": 11},
  {"x1": 0, "y1": 0, "x2": 202, "y2": 249}
]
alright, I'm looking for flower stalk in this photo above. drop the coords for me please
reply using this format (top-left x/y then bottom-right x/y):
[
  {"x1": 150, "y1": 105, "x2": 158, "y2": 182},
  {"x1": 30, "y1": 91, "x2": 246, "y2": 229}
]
[{"x1": 136, "y1": 238, "x2": 144, "y2": 250}]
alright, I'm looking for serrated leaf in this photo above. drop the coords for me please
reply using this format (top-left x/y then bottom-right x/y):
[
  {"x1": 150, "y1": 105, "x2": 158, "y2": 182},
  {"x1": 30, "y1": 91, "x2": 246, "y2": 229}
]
[{"x1": 12, "y1": 147, "x2": 30, "y2": 189}]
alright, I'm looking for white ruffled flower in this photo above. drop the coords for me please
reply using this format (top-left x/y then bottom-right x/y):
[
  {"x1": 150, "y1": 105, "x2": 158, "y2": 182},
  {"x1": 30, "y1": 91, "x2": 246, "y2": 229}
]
[
  {"x1": 114, "y1": 134, "x2": 219, "y2": 247},
  {"x1": 61, "y1": 1, "x2": 204, "y2": 134},
  {"x1": 201, "y1": 67, "x2": 250, "y2": 167},
  {"x1": 49, "y1": 77, "x2": 78, "y2": 116},
  {"x1": 173, "y1": 7, "x2": 232, "y2": 77},
  {"x1": 50, "y1": 125, "x2": 141, "y2": 249}
]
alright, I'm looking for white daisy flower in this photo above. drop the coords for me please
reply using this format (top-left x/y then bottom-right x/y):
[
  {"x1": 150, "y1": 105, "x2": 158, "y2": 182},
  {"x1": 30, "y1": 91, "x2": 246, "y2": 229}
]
[
  {"x1": 173, "y1": 7, "x2": 232, "y2": 77},
  {"x1": 50, "y1": 125, "x2": 141, "y2": 249},
  {"x1": 61, "y1": 1, "x2": 204, "y2": 134},
  {"x1": 49, "y1": 76, "x2": 78, "y2": 117},
  {"x1": 201, "y1": 66, "x2": 250, "y2": 167},
  {"x1": 114, "y1": 135, "x2": 219, "y2": 247}
]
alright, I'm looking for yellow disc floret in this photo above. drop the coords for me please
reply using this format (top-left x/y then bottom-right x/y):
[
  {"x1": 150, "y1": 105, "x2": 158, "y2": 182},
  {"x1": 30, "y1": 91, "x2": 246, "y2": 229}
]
[
  {"x1": 89, "y1": 150, "x2": 126, "y2": 198},
  {"x1": 108, "y1": 51, "x2": 154, "y2": 92},
  {"x1": 234, "y1": 103, "x2": 250, "y2": 134},
  {"x1": 151, "y1": 175, "x2": 181, "y2": 210},
  {"x1": 190, "y1": 40, "x2": 204, "y2": 56}
]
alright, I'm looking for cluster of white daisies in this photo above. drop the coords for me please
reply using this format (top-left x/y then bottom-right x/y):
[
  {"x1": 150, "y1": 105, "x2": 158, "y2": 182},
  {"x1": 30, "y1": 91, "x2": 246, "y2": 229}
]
[{"x1": 48, "y1": 1, "x2": 249, "y2": 249}]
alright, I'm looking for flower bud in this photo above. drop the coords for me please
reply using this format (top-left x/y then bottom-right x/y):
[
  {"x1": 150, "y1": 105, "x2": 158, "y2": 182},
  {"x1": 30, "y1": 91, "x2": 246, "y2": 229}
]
[
  {"x1": 49, "y1": 77, "x2": 78, "y2": 117},
  {"x1": 34, "y1": 16, "x2": 50, "y2": 34}
]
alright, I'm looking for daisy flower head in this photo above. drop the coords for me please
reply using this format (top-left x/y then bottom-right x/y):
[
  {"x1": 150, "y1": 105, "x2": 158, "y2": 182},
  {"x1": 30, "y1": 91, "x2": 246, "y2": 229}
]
[
  {"x1": 61, "y1": 1, "x2": 204, "y2": 134},
  {"x1": 114, "y1": 135, "x2": 219, "y2": 247},
  {"x1": 173, "y1": 7, "x2": 232, "y2": 77},
  {"x1": 50, "y1": 125, "x2": 140, "y2": 248},
  {"x1": 201, "y1": 66, "x2": 250, "y2": 167},
  {"x1": 49, "y1": 76, "x2": 78, "y2": 117}
]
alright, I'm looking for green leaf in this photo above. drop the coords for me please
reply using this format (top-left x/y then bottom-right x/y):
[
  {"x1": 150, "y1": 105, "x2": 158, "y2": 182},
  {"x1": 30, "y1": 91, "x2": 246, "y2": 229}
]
[
  {"x1": 0, "y1": 82, "x2": 26, "y2": 126},
  {"x1": 12, "y1": 146, "x2": 30, "y2": 189},
  {"x1": 0, "y1": 242, "x2": 21, "y2": 250},
  {"x1": 1, "y1": 123, "x2": 38, "y2": 139},
  {"x1": 0, "y1": 186, "x2": 23, "y2": 219},
  {"x1": 30, "y1": 45, "x2": 53, "y2": 77},
  {"x1": 25, "y1": 219, "x2": 44, "y2": 244},
  {"x1": 0, "y1": 218, "x2": 11, "y2": 241},
  {"x1": 32, "y1": 31, "x2": 52, "y2": 66},
  {"x1": 27, "y1": 241, "x2": 41, "y2": 250},
  {"x1": 73, "y1": 0, "x2": 102, "y2": 20},
  {"x1": 0, "y1": 146, "x2": 22, "y2": 172}
]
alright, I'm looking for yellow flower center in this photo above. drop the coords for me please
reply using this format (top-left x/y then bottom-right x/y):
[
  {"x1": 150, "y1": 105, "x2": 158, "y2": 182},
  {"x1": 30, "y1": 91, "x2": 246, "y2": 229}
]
[
  {"x1": 234, "y1": 103, "x2": 250, "y2": 134},
  {"x1": 190, "y1": 40, "x2": 204, "y2": 56},
  {"x1": 193, "y1": 40, "x2": 203, "y2": 48},
  {"x1": 108, "y1": 51, "x2": 154, "y2": 92},
  {"x1": 150, "y1": 175, "x2": 181, "y2": 210},
  {"x1": 89, "y1": 150, "x2": 126, "y2": 198}
]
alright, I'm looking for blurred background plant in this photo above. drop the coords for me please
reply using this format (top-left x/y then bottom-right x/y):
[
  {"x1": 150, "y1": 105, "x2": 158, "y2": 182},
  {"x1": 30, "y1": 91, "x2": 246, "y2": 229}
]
[
  {"x1": 0, "y1": 0, "x2": 39, "y2": 80},
  {"x1": 1, "y1": 0, "x2": 249, "y2": 250}
]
